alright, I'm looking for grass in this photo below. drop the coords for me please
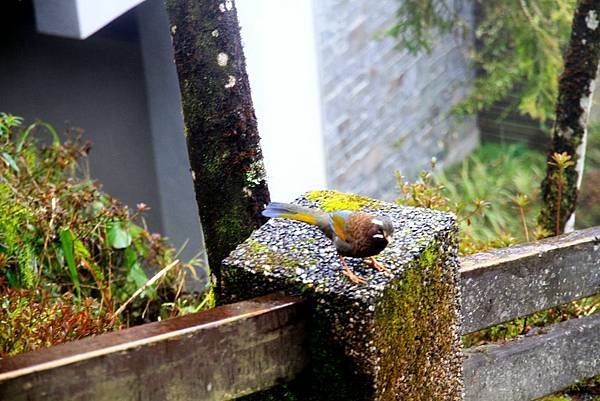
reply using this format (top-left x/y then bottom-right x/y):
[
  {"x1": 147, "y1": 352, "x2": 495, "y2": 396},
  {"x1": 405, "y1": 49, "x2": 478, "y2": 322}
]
[
  {"x1": 438, "y1": 142, "x2": 547, "y2": 248},
  {"x1": 397, "y1": 134, "x2": 600, "y2": 254},
  {"x1": 396, "y1": 142, "x2": 547, "y2": 255},
  {"x1": 576, "y1": 123, "x2": 600, "y2": 229}
]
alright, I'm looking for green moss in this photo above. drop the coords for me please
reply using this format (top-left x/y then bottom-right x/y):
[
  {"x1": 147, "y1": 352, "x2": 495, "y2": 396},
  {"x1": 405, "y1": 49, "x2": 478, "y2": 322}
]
[
  {"x1": 215, "y1": 208, "x2": 244, "y2": 239},
  {"x1": 245, "y1": 160, "x2": 267, "y2": 188},
  {"x1": 536, "y1": 396, "x2": 572, "y2": 401},
  {"x1": 245, "y1": 239, "x2": 304, "y2": 269},
  {"x1": 374, "y1": 241, "x2": 460, "y2": 401},
  {"x1": 306, "y1": 190, "x2": 380, "y2": 212}
]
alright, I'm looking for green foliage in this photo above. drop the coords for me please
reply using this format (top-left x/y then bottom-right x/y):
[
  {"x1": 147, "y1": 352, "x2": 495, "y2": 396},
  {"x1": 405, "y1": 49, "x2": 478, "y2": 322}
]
[
  {"x1": 0, "y1": 184, "x2": 37, "y2": 288},
  {"x1": 398, "y1": 138, "x2": 600, "y2": 244},
  {"x1": 0, "y1": 114, "x2": 213, "y2": 356},
  {"x1": 382, "y1": 0, "x2": 466, "y2": 53},
  {"x1": 387, "y1": 0, "x2": 576, "y2": 122},
  {"x1": 439, "y1": 143, "x2": 550, "y2": 244},
  {"x1": 576, "y1": 123, "x2": 600, "y2": 228},
  {"x1": 397, "y1": 143, "x2": 546, "y2": 254},
  {"x1": 106, "y1": 221, "x2": 133, "y2": 249}
]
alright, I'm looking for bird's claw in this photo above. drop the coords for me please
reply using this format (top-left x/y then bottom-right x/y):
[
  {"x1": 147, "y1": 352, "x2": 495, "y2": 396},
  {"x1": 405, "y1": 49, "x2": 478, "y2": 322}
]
[
  {"x1": 366, "y1": 257, "x2": 389, "y2": 272},
  {"x1": 339, "y1": 255, "x2": 367, "y2": 284},
  {"x1": 342, "y1": 269, "x2": 367, "y2": 284}
]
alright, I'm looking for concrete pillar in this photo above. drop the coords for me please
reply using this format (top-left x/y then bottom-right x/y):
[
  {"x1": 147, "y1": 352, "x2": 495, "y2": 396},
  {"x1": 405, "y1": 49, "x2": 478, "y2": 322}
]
[{"x1": 223, "y1": 190, "x2": 463, "y2": 400}]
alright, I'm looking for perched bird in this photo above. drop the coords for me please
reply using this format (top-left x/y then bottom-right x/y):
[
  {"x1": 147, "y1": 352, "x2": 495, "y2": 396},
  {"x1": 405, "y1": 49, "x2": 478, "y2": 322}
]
[{"x1": 262, "y1": 202, "x2": 394, "y2": 284}]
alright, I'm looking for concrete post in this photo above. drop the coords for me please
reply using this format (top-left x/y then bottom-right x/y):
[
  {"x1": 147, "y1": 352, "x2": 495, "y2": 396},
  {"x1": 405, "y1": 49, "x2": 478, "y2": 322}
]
[{"x1": 223, "y1": 190, "x2": 463, "y2": 401}]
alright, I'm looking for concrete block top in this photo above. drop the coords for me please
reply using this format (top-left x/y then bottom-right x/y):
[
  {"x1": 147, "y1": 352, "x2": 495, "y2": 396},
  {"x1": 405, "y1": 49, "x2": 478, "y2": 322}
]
[{"x1": 224, "y1": 190, "x2": 456, "y2": 302}]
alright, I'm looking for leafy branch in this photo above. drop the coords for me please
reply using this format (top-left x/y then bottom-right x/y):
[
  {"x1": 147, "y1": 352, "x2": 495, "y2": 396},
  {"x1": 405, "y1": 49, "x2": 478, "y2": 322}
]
[{"x1": 387, "y1": 0, "x2": 576, "y2": 122}]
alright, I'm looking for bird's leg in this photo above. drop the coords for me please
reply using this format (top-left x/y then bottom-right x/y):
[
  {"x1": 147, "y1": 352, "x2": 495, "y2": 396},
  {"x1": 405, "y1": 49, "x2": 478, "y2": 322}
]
[
  {"x1": 339, "y1": 255, "x2": 366, "y2": 284},
  {"x1": 365, "y1": 256, "x2": 388, "y2": 272}
]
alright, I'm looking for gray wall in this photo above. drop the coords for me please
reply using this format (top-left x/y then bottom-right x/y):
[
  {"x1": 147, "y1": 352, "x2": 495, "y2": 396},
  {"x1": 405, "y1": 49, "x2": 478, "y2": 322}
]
[
  {"x1": 0, "y1": 1, "x2": 204, "y2": 270},
  {"x1": 0, "y1": 4, "x2": 162, "y2": 229},
  {"x1": 314, "y1": 0, "x2": 479, "y2": 201},
  {"x1": 136, "y1": 0, "x2": 207, "y2": 269}
]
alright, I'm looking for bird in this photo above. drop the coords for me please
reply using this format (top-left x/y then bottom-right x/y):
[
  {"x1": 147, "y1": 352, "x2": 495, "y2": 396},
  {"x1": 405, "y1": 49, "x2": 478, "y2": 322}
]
[{"x1": 262, "y1": 202, "x2": 394, "y2": 284}]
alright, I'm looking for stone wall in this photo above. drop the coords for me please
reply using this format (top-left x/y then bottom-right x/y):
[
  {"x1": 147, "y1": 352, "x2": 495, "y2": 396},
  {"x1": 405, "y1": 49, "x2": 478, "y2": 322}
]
[{"x1": 314, "y1": 0, "x2": 479, "y2": 201}]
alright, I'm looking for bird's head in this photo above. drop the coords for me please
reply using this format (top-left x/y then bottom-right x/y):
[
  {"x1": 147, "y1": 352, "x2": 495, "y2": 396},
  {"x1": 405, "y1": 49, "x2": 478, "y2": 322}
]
[{"x1": 370, "y1": 216, "x2": 394, "y2": 246}]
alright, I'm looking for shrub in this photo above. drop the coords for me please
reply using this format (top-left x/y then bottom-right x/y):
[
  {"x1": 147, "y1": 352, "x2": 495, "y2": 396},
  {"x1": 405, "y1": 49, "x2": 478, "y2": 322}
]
[{"x1": 0, "y1": 113, "x2": 213, "y2": 356}]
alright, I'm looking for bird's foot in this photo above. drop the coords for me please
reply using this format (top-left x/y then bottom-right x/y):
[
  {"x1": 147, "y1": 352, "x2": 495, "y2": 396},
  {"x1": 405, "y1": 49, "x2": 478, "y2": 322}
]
[
  {"x1": 342, "y1": 268, "x2": 367, "y2": 284},
  {"x1": 339, "y1": 255, "x2": 367, "y2": 284},
  {"x1": 366, "y1": 257, "x2": 389, "y2": 272}
]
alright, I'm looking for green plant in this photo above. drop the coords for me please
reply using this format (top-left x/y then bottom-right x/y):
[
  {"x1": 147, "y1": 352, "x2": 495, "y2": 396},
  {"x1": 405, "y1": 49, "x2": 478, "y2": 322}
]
[
  {"x1": 574, "y1": 122, "x2": 600, "y2": 228},
  {"x1": 396, "y1": 143, "x2": 546, "y2": 254},
  {"x1": 546, "y1": 152, "x2": 576, "y2": 235},
  {"x1": 0, "y1": 114, "x2": 213, "y2": 355},
  {"x1": 0, "y1": 279, "x2": 114, "y2": 357},
  {"x1": 383, "y1": 1, "x2": 466, "y2": 54},
  {"x1": 386, "y1": 0, "x2": 576, "y2": 122}
]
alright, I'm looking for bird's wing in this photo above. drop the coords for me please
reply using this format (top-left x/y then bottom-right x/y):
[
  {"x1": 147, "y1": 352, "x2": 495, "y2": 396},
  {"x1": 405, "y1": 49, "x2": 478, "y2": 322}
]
[
  {"x1": 333, "y1": 236, "x2": 354, "y2": 255},
  {"x1": 329, "y1": 211, "x2": 353, "y2": 242}
]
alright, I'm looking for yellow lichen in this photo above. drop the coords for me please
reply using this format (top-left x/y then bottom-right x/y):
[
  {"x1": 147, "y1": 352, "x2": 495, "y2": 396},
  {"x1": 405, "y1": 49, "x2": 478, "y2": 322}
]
[{"x1": 306, "y1": 190, "x2": 380, "y2": 212}]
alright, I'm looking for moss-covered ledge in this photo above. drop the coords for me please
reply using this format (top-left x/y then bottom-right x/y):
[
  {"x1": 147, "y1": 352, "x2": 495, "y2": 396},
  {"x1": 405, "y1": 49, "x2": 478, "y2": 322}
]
[{"x1": 223, "y1": 191, "x2": 463, "y2": 400}]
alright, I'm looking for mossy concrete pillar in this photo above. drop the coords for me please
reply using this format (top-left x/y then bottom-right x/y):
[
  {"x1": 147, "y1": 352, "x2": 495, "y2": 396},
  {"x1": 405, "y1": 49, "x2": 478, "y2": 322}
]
[{"x1": 223, "y1": 190, "x2": 463, "y2": 401}]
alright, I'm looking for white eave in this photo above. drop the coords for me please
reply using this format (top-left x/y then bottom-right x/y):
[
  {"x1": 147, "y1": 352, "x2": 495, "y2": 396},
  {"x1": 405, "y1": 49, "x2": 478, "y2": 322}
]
[{"x1": 33, "y1": 0, "x2": 147, "y2": 39}]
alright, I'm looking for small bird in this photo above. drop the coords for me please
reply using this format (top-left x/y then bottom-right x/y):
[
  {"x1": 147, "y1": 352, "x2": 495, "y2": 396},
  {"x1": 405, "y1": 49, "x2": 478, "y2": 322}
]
[{"x1": 262, "y1": 202, "x2": 394, "y2": 284}]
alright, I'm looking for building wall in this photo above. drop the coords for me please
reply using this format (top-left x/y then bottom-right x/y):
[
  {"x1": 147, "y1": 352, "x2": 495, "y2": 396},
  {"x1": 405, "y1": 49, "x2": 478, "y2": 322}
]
[
  {"x1": 0, "y1": 1, "x2": 204, "y2": 267},
  {"x1": 135, "y1": 0, "x2": 206, "y2": 267},
  {"x1": 314, "y1": 0, "x2": 479, "y2": 201},
  {"x1": 0, "y1": 4, "x2": 162, "y2": 227},
  {"x1": 236, "y1": 0, "x2": 326, "y2": 203}
]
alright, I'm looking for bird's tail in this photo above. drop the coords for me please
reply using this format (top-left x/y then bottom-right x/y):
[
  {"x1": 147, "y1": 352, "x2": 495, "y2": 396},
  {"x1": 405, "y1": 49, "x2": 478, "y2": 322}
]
[{"x1": 262, "y1": 202, "x2": 329, "y2": 229}]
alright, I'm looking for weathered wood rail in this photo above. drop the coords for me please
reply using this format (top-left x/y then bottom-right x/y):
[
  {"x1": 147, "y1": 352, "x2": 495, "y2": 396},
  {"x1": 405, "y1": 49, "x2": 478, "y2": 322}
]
[
  {"x1": 1, "y1": 227, "x2": 599, "y2": 401},
  {"x1": 461, "y1": 226, "x2": 600, "y2": 401},
  {"x1": 0, "y1": 294, "x2": 307, "y2": 401}
]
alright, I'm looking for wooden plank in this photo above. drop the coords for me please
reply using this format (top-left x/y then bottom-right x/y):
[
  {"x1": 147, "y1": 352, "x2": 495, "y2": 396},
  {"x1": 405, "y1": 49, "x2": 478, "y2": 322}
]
[
  {"x1": 0, "y1": 293, "x2": 307, "y2": 401},
  {"x1": 463, "y1": 313, "x2": 600, "y2": 401},
  {"x1": 460, "y1": 226, "x2": 600, "y2": 334}
]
